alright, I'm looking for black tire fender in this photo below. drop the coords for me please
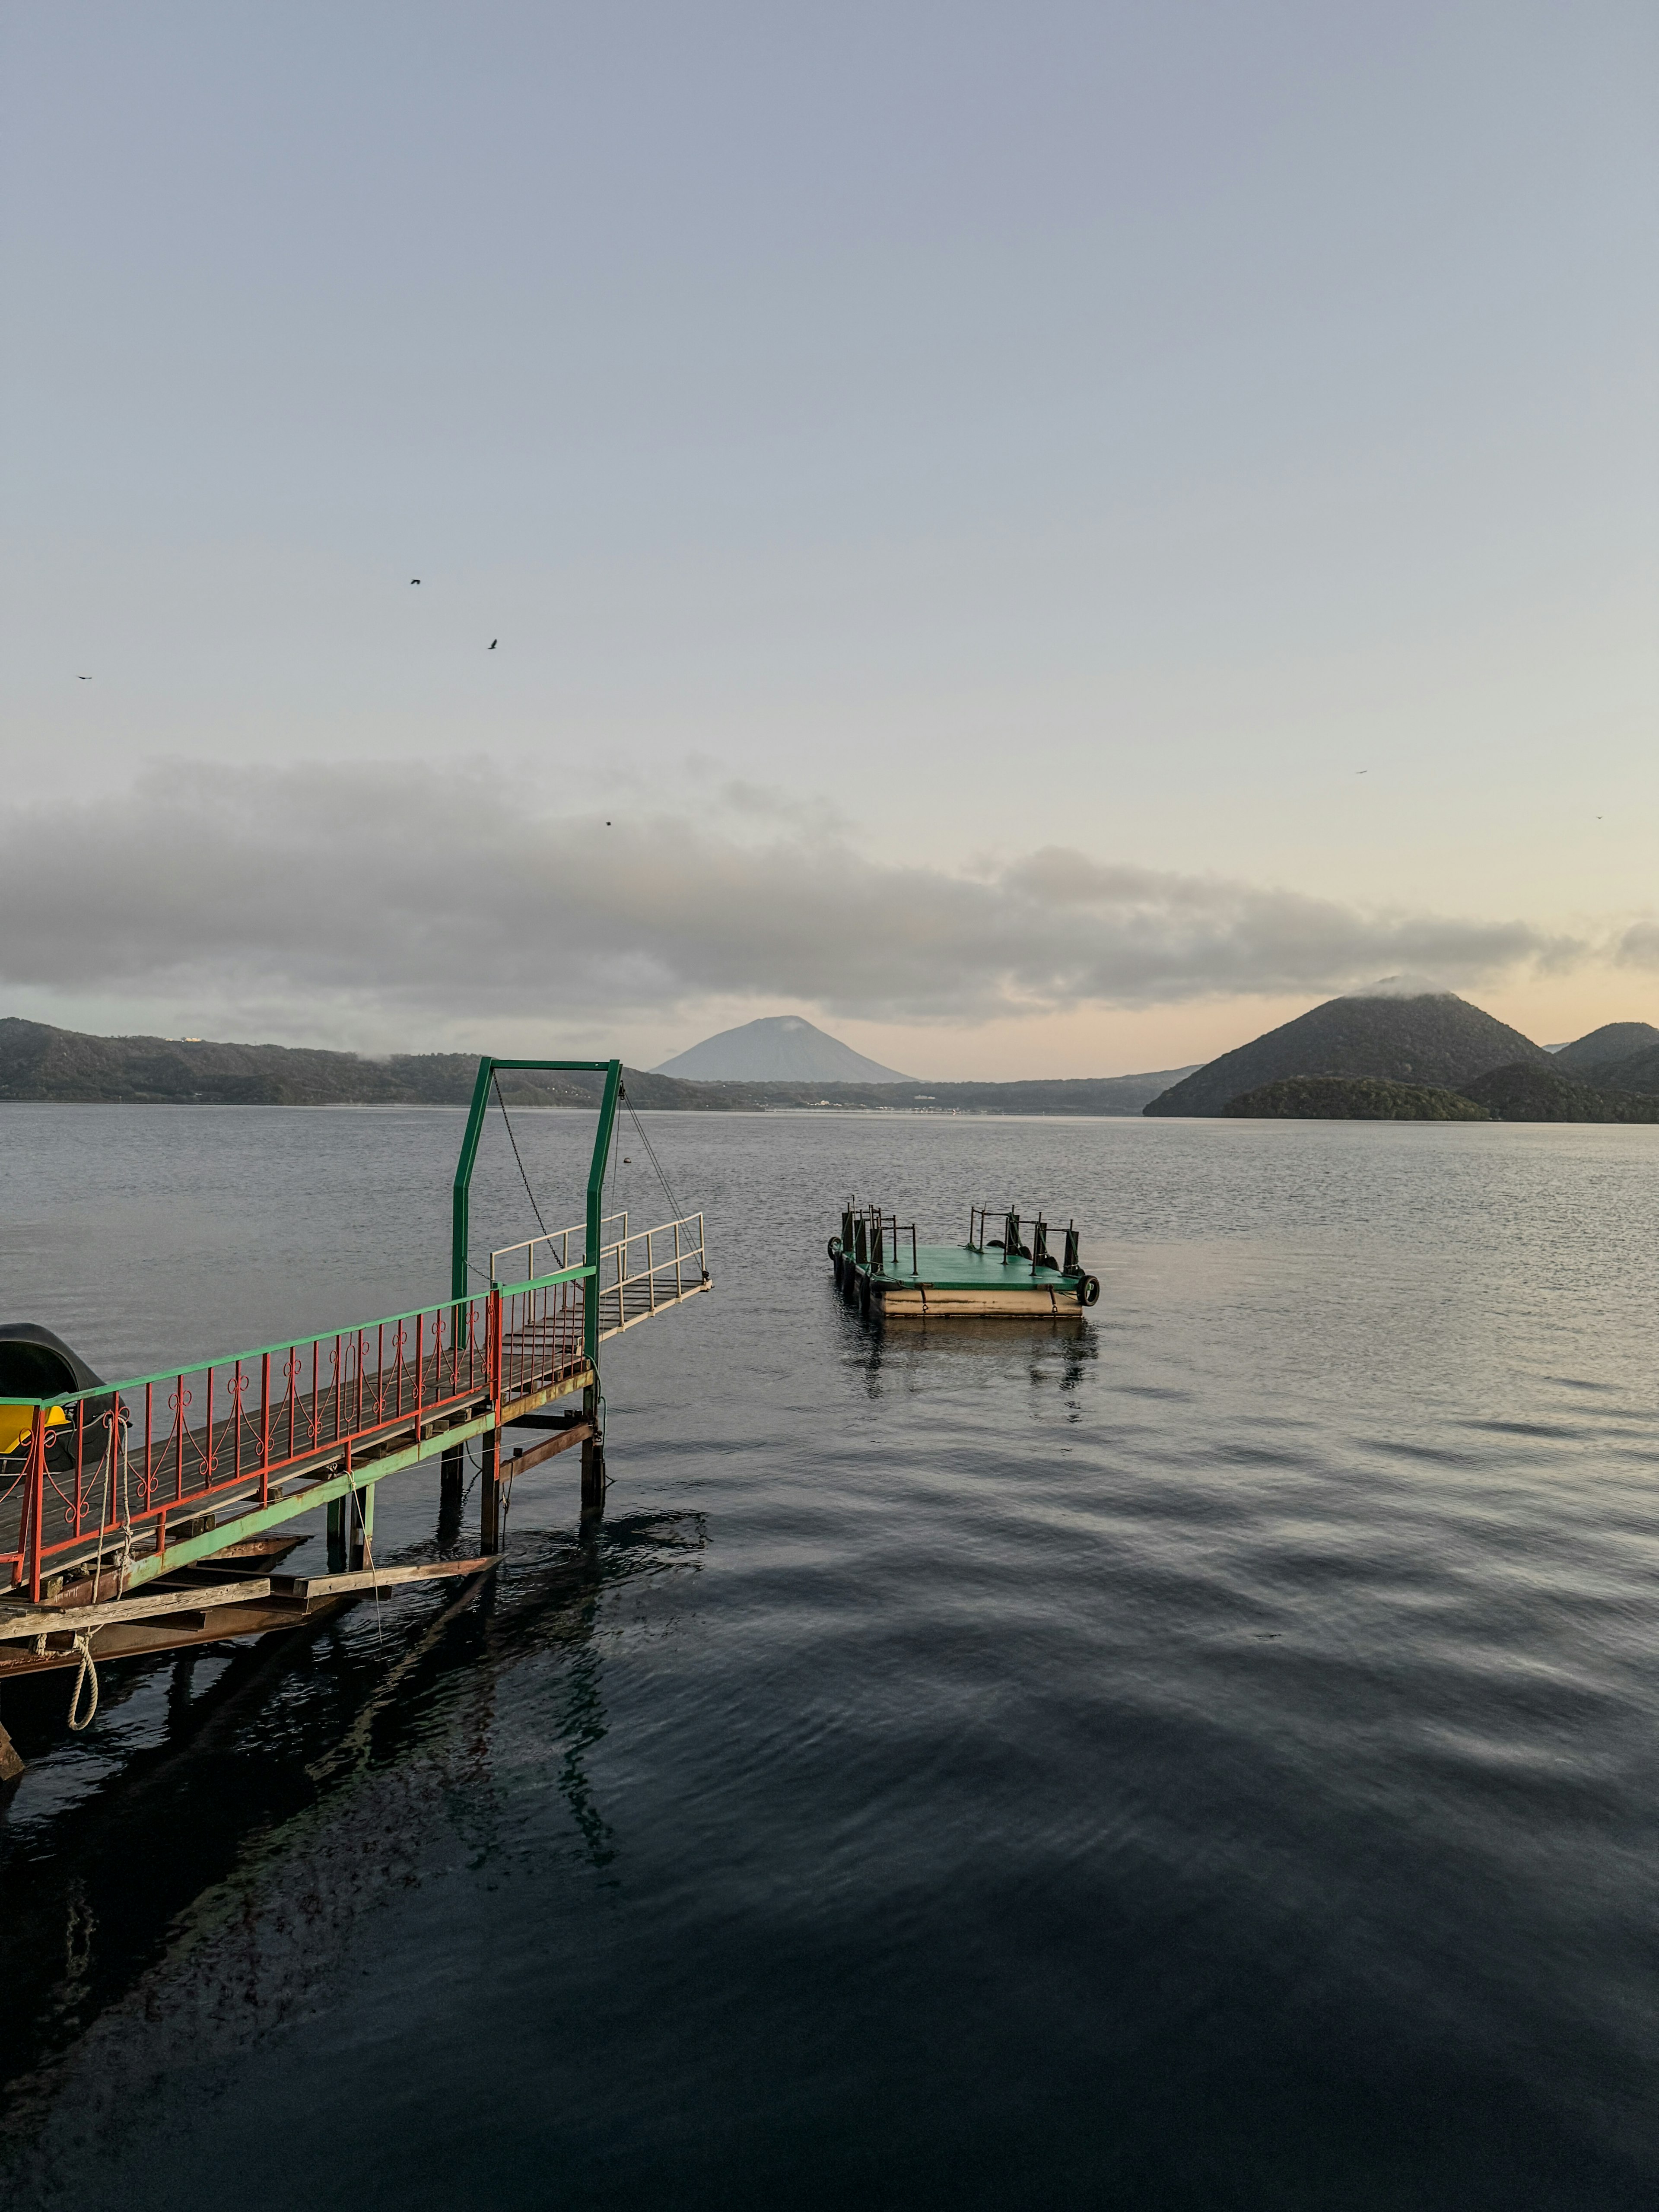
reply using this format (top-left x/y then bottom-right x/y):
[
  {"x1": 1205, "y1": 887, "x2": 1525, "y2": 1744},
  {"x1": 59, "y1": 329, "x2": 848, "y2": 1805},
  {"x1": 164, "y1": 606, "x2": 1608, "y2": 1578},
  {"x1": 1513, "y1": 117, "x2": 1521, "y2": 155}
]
[
  {"x1": 1076, "y1": 1274, "x2": 1101, "y2": 1307},
  {"x1": 827, "y1": 1236, "x2": 842, "y2": 1259}
]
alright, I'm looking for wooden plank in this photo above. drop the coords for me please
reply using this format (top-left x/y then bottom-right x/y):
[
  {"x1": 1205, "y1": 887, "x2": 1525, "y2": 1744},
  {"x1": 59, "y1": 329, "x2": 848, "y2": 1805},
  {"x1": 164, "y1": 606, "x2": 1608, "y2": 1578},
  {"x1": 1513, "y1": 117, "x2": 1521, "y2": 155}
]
[
  {"x1": 272, "y1": 1553, "x2": 501, "y2": 1601},
  {"x1": 0, "y1": 1578, "x2": 273, "y2": 1638},
  {"x1": 505, "y1": 1422, "x2": 594, "y2": 1474},
  {"x1": 0, "y1": 1596, "x2": 342, "y2": 1673},
  {"x1": 0, "y1": 1719, "x2": 25, "y2": 1780}
]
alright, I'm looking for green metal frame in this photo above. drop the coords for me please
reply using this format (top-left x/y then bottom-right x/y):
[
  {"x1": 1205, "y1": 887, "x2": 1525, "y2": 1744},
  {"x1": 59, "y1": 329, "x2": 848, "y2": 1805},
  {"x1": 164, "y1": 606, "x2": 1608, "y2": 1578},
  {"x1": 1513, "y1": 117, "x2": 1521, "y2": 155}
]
[
  {"x1": 0, "y1": 1058, "x2": 630, "y2": 1603},
  {"x1": 450, "y1": 1057, "x2": 623, "y2": 1370}
]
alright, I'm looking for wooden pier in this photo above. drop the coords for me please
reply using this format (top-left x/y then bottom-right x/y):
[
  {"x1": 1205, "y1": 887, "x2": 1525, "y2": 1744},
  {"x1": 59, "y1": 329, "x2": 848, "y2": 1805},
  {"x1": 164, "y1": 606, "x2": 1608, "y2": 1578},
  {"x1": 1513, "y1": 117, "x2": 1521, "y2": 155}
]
[{"x1": 0, "y1": 1057, "x2": 710, "y2": 1779}]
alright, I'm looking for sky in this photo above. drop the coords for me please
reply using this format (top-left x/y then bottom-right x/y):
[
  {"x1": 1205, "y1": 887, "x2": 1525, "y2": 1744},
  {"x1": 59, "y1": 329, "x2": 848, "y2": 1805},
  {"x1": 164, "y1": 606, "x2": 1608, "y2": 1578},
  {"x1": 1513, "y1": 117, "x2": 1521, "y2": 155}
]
[{"x1": 4, "y1": 1, "x2": 1654, "y2": 1077}]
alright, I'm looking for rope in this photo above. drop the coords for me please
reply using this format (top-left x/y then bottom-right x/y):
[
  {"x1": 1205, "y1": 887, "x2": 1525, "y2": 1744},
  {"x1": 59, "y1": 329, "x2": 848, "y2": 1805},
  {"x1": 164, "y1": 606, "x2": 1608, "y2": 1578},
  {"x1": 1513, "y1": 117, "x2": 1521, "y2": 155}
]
[
  {"x1": 493, "y1": 1074, "x2": 551, "y2": 1244},
  {"x1": 67, "y1": 1634, "x2": 99, "y2": 1731},
  {"x1": 351, "y1": 1479, "x2": 385, "y2": 1647},
  {"x1": 84, "y1": 1408, "x2": 118, "y2": 1610}
]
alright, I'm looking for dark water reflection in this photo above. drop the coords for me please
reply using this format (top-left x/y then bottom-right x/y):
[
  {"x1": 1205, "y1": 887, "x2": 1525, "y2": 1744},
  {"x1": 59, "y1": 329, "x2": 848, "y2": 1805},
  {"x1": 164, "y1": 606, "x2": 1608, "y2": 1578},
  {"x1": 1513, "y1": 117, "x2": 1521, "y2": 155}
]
[{"x1": 0, "y1": 1107, "x2": 1656, "y2": 2209}]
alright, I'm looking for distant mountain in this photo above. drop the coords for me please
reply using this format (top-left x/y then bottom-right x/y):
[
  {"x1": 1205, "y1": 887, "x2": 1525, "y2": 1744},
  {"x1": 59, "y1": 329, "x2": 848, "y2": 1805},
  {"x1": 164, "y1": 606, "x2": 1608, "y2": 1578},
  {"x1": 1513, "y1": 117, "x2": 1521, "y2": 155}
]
[
  {"x1": 0, "y1": 1017, "x2": 487, "y2": 1106},
  {"x1": 1143, "y1": 991, "x2": 1550, "y2": 1117},
  {"x1": 1223, "y1": 1076, "x2": 1488, "y2": 1120},
  {"x1": 1459, "y1": 1061, "x2": 1659, "y2": 1123},
  {"x1": 0, "y1": 1017, "x2": 1189, "y2": 1115},
  {"x1": 654, "y1": 1015, "x2": 914, "y2": 1083},
  {"x1": 1552, "y1": 1022, "x2": 1659, "y2": 1072}
]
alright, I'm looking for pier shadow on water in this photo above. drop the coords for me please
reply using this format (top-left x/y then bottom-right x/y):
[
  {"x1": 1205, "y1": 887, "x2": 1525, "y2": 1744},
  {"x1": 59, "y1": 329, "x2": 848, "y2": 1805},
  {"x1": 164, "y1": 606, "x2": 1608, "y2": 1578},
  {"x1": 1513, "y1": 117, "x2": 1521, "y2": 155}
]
[{"x1": 0, "y1": 1508, "x2": 703, "y2": 2177}]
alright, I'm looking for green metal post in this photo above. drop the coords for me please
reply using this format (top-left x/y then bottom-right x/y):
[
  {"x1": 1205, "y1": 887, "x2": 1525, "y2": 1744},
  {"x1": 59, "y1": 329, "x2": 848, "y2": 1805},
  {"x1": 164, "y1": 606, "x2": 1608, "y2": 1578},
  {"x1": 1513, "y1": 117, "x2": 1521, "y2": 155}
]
[
  {"x1": 445, "y1": 1058, "x2": 495, "y2": 1540},
  {"x1": 452, "y1": 1057, "x2": 496, "y2": 1302},
  {"x1": 583, "y1": 1060, "x2": 623, "y2": 1370},
  {"x1": 582, "y1": 1061, "x2": 622, "y2": 1511},
  {"x1": 445, "y1": 1055, "x2": 624, "y2": 1517},
  {"x1": 449, "y1": 1057, "x2": 619, "y2": 1304}
]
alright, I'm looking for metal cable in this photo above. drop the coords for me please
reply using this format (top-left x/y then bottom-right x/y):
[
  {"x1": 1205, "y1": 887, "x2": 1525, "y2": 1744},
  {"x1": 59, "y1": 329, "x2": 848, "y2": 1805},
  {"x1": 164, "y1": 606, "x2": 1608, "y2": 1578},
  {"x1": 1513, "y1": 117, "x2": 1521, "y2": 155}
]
[
  {"x1": 624, "y1": 1096, "x2": 684, "y2": 1221},
  {"x1": 492, "y1": 1073, "x2": 552, "y2": 1244}
]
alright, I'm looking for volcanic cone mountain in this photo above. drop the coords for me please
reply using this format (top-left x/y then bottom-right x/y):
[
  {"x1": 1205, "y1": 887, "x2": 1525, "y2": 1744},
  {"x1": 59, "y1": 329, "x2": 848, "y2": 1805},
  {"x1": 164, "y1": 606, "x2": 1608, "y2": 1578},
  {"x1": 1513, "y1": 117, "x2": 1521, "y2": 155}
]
[
  {"x1": 1551, "y1": 1022, "x2": 1659, "y2": 1072},
  {"x1": 653, "y1": 1014, "x2": 914, "y2": 1083},
  {"x1": 1143, "y1": 990, "x2": 1550, "y2": 1117}
]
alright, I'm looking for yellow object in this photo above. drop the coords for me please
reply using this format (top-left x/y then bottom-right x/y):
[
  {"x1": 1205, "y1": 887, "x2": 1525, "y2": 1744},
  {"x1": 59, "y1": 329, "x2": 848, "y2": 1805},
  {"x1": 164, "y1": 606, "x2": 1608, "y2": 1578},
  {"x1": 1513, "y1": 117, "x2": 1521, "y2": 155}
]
[{"x1": 0, "y1": 1403, "x2": 69, "y2": 1456}]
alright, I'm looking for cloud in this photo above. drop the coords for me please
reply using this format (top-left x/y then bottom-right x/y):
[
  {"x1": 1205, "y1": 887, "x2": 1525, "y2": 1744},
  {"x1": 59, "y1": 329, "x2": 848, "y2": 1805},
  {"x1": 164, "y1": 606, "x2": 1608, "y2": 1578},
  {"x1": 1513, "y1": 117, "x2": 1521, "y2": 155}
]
[
  {"x1": 1615, "y1": 922, "x2": 1659, "y2": 971},
  {"x1": 0, "y1": 762, "x2": 1589, "y2": 1033}
]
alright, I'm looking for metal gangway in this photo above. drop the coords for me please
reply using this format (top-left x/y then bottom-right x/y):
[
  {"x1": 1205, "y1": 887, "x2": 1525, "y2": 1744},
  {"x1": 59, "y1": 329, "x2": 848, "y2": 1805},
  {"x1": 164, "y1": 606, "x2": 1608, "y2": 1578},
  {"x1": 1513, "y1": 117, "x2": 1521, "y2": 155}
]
[{"x1": 0, "y1": 1058, "x2": 711, "y2": 1750}]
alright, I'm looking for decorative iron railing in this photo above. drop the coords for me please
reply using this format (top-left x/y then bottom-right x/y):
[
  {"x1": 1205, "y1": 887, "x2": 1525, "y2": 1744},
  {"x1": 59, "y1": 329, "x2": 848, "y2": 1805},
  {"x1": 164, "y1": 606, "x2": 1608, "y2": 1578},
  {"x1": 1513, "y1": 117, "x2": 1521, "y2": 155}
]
[{"x1": 0, "y1": 1275, "x2": 588, "y2": 1602}]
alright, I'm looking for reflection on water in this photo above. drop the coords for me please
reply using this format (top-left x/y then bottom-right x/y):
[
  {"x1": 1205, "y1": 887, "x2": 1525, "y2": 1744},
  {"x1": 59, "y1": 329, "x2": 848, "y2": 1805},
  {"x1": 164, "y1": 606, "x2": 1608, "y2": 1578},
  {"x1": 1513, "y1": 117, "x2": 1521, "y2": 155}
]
[
  {"x1": 1, "y1": 1109, "x2": 1657, "y2": 2210},
  {"x1": 0, "y1": 1510, "x2": 705, "y2": 2170}
]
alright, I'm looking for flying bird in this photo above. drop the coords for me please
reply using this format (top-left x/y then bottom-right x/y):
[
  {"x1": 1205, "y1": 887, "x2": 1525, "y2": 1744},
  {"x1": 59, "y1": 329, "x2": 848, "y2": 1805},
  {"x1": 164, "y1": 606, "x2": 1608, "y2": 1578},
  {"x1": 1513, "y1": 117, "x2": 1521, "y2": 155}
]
[
  {"x1": 76, "y1": 674, "x2": 92, "y2": 681},
  {"x1": 1356, "y1": 769, "x2": 1368, "y2": 775},
  {"x1": 410, "y1": 578, "x2": 420, "y2": 585},
  {"x1": 488, "y1": 639, "x2": 497, "y2": 649}
]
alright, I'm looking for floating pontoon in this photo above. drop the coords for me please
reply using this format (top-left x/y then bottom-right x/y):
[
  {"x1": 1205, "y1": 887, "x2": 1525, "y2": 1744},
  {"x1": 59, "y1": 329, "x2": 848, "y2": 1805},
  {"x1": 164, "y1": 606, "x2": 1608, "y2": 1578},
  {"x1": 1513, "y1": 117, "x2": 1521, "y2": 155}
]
[{"x1": 830, "y1": 1201, "x2": 1100, "y2": 1318}]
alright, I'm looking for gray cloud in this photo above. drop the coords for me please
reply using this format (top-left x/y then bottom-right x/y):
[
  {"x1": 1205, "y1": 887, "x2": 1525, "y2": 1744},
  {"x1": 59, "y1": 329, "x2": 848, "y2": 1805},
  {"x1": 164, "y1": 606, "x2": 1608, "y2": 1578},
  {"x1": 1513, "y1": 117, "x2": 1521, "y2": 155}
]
[{"x1": 1, "y1": 763, "x2": 1588, "y2": 1030}]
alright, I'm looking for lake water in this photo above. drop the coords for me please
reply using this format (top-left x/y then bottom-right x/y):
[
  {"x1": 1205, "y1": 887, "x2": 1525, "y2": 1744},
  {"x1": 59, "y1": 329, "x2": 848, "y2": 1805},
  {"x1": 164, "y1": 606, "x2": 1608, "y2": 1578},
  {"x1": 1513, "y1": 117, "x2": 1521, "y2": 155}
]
[{"x1": 0, "y1": 1105, "x2": 1656, "y2": 2209}]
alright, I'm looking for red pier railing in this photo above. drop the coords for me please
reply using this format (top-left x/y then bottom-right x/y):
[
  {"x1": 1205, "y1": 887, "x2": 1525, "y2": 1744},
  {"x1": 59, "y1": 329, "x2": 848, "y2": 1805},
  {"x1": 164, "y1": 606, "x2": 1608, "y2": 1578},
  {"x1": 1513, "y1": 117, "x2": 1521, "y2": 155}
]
[{"x1": 0, "y1": 1266, "x2": 593, "y2": 1602}]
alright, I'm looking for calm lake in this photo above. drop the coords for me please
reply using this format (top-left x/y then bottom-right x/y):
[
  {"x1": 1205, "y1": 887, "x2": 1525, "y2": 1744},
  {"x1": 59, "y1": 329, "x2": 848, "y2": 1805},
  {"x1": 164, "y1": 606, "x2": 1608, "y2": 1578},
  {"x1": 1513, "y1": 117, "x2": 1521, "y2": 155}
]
[{"x1": 1, "y1": 1105, "x2": 1656, "y2": 2209}]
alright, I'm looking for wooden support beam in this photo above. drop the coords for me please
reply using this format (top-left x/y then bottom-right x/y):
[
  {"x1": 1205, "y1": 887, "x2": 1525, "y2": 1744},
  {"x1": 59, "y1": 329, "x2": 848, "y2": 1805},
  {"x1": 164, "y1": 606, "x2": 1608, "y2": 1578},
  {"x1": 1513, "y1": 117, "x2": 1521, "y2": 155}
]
[
  {"x1": 271, "y1": 1554, "x2": 500, "y2": 1601},
  {"x1": 505, "y1": 1422, "x2": 594, "y2": 1474},
  {"x1": 0, "y1": 1579, "x2": 274, "y2": 1639}
]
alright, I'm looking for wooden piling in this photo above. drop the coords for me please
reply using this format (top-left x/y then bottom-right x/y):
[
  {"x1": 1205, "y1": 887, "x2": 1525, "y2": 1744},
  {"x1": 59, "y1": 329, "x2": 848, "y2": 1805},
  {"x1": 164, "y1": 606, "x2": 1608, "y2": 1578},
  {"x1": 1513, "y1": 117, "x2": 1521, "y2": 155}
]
[
  {"x1": 347, "y1": 1480, "x2": 375, "y2": 1573},
  {"x1": 579, "y1": 1383, "x2": 604, "y2": 1515},
  {"x1": 479, "y1": 1423, "x2": 502, "y2": 1554},
  {"x1": 438, "y1": 1442, "x2": 464, "y2": 1548},
  {"x1": 326, "y1": 1495, "x2": 348, "y2": 1574}
]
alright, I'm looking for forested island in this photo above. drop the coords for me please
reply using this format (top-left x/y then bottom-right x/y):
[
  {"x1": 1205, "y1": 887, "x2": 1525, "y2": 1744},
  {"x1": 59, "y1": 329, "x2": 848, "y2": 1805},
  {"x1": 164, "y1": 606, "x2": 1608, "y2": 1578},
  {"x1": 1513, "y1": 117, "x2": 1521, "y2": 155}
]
[{"x1": 1147, "y1": 992, "x2": 1659, "y2": 1123}]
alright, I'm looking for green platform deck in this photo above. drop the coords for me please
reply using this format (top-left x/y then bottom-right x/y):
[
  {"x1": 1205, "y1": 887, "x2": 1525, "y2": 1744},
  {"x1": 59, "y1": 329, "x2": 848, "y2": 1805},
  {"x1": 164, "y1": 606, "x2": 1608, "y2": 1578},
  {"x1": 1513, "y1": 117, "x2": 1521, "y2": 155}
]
[{"x1": 841, "y1": 1242, "x2": 1093, "y2": 1316}]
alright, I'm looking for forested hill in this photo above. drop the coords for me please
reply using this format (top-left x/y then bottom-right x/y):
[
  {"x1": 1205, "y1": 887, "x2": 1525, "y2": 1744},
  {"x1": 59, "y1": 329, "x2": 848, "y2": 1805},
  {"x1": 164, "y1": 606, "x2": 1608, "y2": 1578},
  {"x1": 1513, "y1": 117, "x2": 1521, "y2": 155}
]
[
  {"x1": 1552, "y1": 1022, "x2": 1659, "y2": 1072},
  {"x1": 0, "y1": 1020, "x2": 1192, "y2": 1116},
  {"x1": 1144, "y1": 992, "x2": 1548, "y2": 1116}
]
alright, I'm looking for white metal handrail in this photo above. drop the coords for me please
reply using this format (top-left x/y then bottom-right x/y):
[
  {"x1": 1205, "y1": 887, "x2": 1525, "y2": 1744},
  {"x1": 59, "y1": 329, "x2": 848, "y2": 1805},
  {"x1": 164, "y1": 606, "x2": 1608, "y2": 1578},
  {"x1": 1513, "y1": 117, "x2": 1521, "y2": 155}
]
[
  {"x1": 489, "y1": 1214, "x2": 629, "y2": 1285},
  {"x1": 593, "y1": 1212, "x2": 709, "y2": 1333}
]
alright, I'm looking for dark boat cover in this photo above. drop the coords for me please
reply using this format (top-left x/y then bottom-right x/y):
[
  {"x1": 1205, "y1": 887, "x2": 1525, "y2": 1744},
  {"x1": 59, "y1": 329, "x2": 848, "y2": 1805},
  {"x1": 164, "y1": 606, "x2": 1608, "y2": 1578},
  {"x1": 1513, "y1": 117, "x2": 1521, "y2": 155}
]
[{"x1": 0, "y1": 1322, "x2": 106, "y2": 1401}]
